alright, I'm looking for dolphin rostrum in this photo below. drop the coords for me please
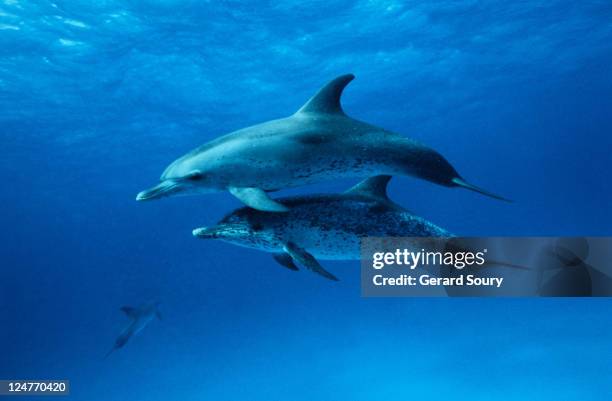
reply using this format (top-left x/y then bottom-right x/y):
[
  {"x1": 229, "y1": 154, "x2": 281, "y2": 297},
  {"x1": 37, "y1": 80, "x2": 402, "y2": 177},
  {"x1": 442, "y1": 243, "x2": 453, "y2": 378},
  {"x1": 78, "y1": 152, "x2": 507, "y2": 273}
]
[
  {"x1": 105, "y1": 302, "x2": 162, "y2": 358},
  {"x1": 137, "y1": 74, "x2": 509, "y2": 211},
  {"x1": 192, "y1": 176, "x2": 451, "y2": 281}
]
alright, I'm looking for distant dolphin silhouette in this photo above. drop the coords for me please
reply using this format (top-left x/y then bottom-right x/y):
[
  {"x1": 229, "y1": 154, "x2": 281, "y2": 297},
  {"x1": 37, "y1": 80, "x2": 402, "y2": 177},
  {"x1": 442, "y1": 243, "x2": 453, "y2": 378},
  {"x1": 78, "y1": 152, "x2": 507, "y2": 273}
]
[
  {"x1": 193, "y1": 176, "x2": 451, "y2": 280},
  {"x1": 137, "y1": 74, "x2": 509, "y2": 211},
  {"x1": 105, "y1": 302, "x2": 162, "y2": 358}
]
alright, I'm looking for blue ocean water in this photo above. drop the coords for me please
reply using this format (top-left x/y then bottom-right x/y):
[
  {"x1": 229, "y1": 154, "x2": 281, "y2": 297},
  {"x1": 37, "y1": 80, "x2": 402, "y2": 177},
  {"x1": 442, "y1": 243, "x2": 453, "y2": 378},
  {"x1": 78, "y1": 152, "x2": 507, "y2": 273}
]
[{"x1": 1, "y1": 1, "x2": 612, "y2": 400}]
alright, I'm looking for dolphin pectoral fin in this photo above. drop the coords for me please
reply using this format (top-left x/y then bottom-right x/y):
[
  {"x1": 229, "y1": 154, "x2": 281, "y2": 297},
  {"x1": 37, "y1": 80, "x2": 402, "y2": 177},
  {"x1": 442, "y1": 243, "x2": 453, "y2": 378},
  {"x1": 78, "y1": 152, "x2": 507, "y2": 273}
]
[
  {"x1": 297, "y1": 73, "x2": 355, "y2": 115},
  {"x1": 120, "y1": 306, "x2": 138, "y2": 319},
  {"x1": 283, "y1": 242, "x2": 339, "y2": 281},
  {"x1": 451, "y1": 178, "x2": 512, "y2": 203},
  {"x1": 229, "y1": 187, "x2": 289, "y2": 212},
  {"x1": 273, "y1": 253, "x2": 299, "y2": 271}
]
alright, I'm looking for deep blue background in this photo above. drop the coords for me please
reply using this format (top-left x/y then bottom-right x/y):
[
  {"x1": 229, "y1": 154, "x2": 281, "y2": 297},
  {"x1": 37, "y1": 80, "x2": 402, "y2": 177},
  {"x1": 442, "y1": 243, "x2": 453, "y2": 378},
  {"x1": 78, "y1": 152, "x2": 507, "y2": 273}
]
[{"x1": 1, "y1": 1, "x2": 611, "y2": 400}]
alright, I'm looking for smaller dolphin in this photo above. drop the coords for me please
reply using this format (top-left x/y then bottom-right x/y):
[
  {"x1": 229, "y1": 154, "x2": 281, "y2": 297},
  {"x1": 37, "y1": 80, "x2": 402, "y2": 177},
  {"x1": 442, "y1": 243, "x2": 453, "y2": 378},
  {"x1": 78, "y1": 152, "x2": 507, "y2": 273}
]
[
  {"x1": 105, "y1": 302, "x2": 162, "y2": 358},
  {"x1": 193, "y1": 176, "x2": 451, "y2": 281}
]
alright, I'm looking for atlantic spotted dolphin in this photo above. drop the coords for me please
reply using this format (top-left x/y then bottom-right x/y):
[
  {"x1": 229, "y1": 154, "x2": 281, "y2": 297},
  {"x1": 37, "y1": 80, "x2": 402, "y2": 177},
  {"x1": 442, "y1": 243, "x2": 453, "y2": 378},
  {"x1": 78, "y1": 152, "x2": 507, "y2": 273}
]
[
  {"x1": 137, "y1": 74, "x2": 509, "y2": 211},
  {"x1": 192, "y1": 176, "x2": 451, "y2": 281},
  {"x1": 105, "y1": 302, "x2": 162, "y2": 358}
]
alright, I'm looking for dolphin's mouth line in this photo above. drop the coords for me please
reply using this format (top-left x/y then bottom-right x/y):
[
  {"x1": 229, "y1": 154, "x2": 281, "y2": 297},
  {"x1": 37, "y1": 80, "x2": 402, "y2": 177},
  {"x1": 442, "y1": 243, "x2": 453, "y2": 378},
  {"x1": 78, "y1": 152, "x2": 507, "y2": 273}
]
[
  {"x1": 192, "y1": 227, "x2": 215, "y2": 238},
  {"x1": 192, "y1": 225, "x2": 255, "y2": 240},
  {"x1": 136, "y1": 181, "x2": 181, "y2": 201},
  {"x1": 192, "y1": 226, "x2": 231, "y2": 239}
]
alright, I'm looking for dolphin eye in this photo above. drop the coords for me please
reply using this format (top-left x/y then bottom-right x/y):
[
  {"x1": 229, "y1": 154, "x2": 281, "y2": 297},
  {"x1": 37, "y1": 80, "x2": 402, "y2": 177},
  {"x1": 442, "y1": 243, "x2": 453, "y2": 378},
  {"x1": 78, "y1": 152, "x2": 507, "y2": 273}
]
[{"x1": 185, "y1": 171, "x2": 203, "y2": 181}]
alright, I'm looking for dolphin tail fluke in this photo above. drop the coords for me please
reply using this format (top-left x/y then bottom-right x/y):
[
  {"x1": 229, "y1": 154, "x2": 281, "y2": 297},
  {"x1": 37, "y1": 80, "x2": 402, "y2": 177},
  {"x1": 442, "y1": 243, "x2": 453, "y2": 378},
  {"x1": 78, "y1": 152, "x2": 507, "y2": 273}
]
[{"x1": 451, "y1": 178, "x2": 512, "y2": 202}]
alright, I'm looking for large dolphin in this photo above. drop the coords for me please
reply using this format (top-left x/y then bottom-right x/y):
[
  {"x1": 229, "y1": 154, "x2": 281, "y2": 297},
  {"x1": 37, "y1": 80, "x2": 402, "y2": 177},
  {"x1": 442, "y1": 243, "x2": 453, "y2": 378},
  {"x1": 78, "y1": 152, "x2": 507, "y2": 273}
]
[
  {"x1": 105, "y1": 302, "x2": 162, "y2": 358},
  {"x1": 192, "y1": 176, "x2": 451, "y2": 281},
  {"x1": 137, "y1": 74, "x2": 509, "y2": 212}
]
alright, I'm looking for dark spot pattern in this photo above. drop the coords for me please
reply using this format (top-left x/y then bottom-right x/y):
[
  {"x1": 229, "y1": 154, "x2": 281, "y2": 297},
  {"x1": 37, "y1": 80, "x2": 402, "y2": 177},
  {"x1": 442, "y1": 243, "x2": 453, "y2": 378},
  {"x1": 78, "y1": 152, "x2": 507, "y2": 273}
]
[{"x1": 217, "y1": 194, "x2": 450, "y2": 258}]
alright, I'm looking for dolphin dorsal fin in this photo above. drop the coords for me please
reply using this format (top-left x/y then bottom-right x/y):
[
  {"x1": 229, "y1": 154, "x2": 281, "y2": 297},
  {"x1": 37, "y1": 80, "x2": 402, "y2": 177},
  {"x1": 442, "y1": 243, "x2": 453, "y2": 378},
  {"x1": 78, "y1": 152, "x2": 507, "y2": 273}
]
[
  {"x1": 297, "y1": 73, "x2": 355, "y2": 115},
  {"x1": 344, "y1": 175, "x2": 392, "y2": 200},
  {"x1": 120, "y1": 306, "x2": 138, "y2": 319}
]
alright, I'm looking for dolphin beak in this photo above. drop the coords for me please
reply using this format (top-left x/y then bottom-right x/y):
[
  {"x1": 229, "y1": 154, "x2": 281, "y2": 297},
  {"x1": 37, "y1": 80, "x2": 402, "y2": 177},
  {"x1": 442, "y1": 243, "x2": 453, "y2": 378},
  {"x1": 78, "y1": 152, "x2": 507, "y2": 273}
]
[
  {"x1": 136, "y1": 180, "x2": 180, "y2": 201},
  {"x1": 192, "y1": 227, "x2": 218, "y2": 239}
]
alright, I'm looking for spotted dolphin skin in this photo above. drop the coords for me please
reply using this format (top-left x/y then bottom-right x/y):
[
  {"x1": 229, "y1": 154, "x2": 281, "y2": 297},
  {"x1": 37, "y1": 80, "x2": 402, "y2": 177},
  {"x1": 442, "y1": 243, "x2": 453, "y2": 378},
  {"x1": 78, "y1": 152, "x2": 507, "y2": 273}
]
[
  {"x1": 137, "y1": 74, "x2": 509, "y2": 212},
  {"x1": 105, "y1": 302, "x2": 162, "y2": 358},
  {"x1": 192, "y1": 176, "x2": 451, "y2": 281}
]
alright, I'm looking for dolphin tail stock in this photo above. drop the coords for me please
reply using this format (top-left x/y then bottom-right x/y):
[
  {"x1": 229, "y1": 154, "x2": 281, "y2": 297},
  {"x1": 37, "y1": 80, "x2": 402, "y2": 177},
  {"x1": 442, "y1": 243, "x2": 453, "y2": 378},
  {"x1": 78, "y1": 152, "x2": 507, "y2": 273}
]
[
  {"x1": 451, "y1": 177, "x2": 512, "y2": 203},
  {"x1": 444, "y1": 240, "x2": 531, "y2": 271},
  {"x1": 484, "y1": 259, "x2": 531, "y2": 271},
  {"x1": 104, "y1": 346, "x2": 118, "y2": 359}
]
